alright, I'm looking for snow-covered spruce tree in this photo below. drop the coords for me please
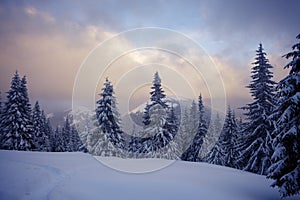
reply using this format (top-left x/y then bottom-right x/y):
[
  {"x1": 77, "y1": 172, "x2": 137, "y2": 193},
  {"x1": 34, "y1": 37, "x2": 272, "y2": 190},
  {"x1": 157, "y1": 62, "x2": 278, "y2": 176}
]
[
  {"x1": 0, "y1": 91, "x2": 2, "y2": 114},
  {"x1": 267, "y1": 34, "x2": 300, "y2": 198},
  {"x1": 91, "y1": 78, "x2": 125, "y2": 157},
  {"x1": 68, "y1": 125, "x2": 86, "y2": 152},
  {"x1": 204, "y1": 107, "x2": 237, "y2": 166},
  {"x1": 237, "y1": 44, "x2": 276, "y2": 175},
  {"x1": 222, "y1": 107, "x2": 238, "y2": 168},
  {"x1": 0, "y1": 72, "x2": 35, "y2": 150},
  {"x1": 150, "y1": 72, "x2": 168, "y2": 108},
  {"x1": 0, "y1": 92, "x2": 3, "y2": 134},
  {"x1": 189, "y1": 100, "x2": 199, "y2": 138},
  {"x1": 142, "y1": 72, "x2": 169, "y2": 137},
  {"x1": 62, "y1": 115, "x2": 72, "y2": 152},
  {"x1": 152, "y1": 105, "x2": 180, "y2": 159},
  {"x1": 138, "y1": 72, "x2": 181, "y2": 159},
  {"x1": 200, "y1": 112, "x2": 223, "y2": 159},
  {"x1": 53, "y1": 126, "x2": 65, "y2": 152},
  {"x1": 142, "y1": 102, "x2": 151, "y2": 126},
  {"x1": 177, "y1": 108, "x2": 191, "y2": 153},
  {"x1": 32, "y1": 101, "x2": 50, "y2": 151},
  {"x1": 45, "y1": 118, "x2": 56, "y2": 152},
  {"x1": 177, "y1": 101, "x2": 200, "y2": 156},
  {"x1": 181, "y1": 95, "x2": 207, "y2": 162}
]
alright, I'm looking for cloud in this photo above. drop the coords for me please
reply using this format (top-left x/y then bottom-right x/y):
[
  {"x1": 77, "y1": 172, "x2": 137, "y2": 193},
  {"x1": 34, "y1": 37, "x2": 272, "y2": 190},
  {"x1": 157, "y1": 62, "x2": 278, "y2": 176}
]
[
  {"x1": 0, "y1": 3, "x2": 117, "y2": 112},
  {"x1": 0, "y1": 0, "x2": 299, "y2": 115},
  {"x1": 24, "y1": 6, "x2": 55, "y2": 23}
]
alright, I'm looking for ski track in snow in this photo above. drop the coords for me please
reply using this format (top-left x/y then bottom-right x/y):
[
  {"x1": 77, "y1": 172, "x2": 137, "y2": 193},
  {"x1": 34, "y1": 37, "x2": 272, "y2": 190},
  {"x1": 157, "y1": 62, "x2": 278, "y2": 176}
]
[{"x1": 0, "y1": 155, "x2": 69, "y2": 200}]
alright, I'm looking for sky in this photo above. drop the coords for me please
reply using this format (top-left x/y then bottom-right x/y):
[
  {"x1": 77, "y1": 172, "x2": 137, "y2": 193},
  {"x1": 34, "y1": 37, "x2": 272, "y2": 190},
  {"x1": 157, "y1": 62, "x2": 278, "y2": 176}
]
[{"x1": 0, "y1": 0, "x2": 299, "y2": 118}]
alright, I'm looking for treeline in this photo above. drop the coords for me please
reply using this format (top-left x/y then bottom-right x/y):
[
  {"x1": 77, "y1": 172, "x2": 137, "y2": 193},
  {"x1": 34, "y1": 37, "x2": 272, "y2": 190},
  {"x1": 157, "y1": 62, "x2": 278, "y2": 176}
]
[
  {"x1": 88, "y1": 34, "x2": 299, "y2": 198},
  {"x1": 0, "y1": 72, "x2": 86, "y2": 152}
]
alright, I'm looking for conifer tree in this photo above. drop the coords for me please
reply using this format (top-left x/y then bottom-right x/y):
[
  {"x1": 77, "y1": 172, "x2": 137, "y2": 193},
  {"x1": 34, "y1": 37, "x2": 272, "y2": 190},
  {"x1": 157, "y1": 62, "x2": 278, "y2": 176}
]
[
  {"x1": 32, "y1": 101, "x2": 50, "y2": 151},
  {"x1": 69, "y1": 125, "x2": 86, "y2": 152},
  {"x1": 0, "y1": 72, "x2": 35, "y2": 150},
  {"x1": 267, "y1": 34, "x2": 300, "y2": 197},
  {"x1": 53, "y1": 126, "x2": 65, "y2": 152},
  {"x1": 222, "y1": 107, "x2": 238, "y2": 167},
  {"x1": 142, "y1": 103, "x2": 151, "y2": 126},
  {"x1": 177, "y1": 108, "x2": 191, "y2": 153},
  {"x1": 150, "y1": 72, "x2": 168, "y2": 108},
  {"x1": 0, "y1": 92, "x2": 3, "y2": 134},
  {"x1": 238, "y1": 44, "x2": 276, "y2": 175},
  {"x1": 205, "y1": 107, "x2": 237, "y2": 166},
  {"x1": 91, "y1": 78, "x2": 125, "y2": 157},
  {"x1": 62, "y1": 115, "x2": 72, "y2": 151},
  {"x1": 152, "y1": 105, "x2": 180, "y2": 159},
  {"x1": 181, "y1": 95, "x2": 207, "y2": 162},
  {"x1": 96, "y1": 78, "x2": 125, "y2": 149},
  {"x1": 189, "y1": 100, "x2": 199, "y2": 136}
]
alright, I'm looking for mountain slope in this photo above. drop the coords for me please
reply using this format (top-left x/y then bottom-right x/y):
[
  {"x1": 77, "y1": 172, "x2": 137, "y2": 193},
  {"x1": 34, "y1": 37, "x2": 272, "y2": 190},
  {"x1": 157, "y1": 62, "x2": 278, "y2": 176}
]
[{"x1": 0, "y1": 150, "x2": 298, "y2": 200}]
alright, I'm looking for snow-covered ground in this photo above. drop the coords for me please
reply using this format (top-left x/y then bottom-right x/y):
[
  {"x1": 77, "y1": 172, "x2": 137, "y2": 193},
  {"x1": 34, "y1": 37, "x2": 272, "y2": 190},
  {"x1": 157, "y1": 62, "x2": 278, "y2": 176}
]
[{"x1": 0, "y1": 150, "x2": 298, "y2": 200}]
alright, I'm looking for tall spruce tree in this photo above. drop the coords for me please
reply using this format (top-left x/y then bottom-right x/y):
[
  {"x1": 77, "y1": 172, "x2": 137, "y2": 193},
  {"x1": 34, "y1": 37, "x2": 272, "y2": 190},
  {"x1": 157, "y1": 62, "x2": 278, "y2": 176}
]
[
  {"x1": 93, "y1": 78, "x2": 125, "y2": 156},
  {"x1": 238, "y1": 44, "x2": 276, "y2": 175},
  {"x1": 0, "y1": 72, "x2": 35, "y2": 150},
  {"x1": 267, "y1": 34, "x2": 300, "y2": 197},
  {"x1": 181, "y1": 95, "x2": 207, "y2": 162},
  {"x1": 142, "y1": 72, "x2": 168, "y2": 127}
]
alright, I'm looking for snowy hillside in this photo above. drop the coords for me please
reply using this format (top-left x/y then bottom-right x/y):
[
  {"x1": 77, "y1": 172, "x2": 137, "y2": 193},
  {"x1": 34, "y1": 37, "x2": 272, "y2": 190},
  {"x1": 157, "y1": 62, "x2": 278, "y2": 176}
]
[{"x1": 0, "y1": 150, "x2": 298, "y2": 200}]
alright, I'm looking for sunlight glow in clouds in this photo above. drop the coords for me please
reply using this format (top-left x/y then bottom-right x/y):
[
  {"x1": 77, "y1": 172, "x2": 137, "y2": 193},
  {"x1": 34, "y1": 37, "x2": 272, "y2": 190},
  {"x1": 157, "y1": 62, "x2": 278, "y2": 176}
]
[{"x1": 0, "y1": 0, "x2": 299, "y2": 115}]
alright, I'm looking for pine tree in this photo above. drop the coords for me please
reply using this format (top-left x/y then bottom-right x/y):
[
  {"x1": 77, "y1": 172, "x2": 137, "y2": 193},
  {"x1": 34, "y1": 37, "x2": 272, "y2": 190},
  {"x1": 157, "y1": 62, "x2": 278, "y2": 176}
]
[
  {"x1": 189, "y1": 100, "x2": 199, "y2": 137},
  {"x1": 0, "y1": 91, "x2": 2, "y2": 115},
  {"x1": 69, "y1": 125, "x2": 86, "y2": 152},
  {"x1": 142, "y1": 103, "x2": 151, "y2": 126},
  {"x1": 181, "y1": 95, "x2": 207, "y2": 162},
  {"x1": 267, "y1": 34, "x2": 300, "y2": 197},
  {"x1": 62, "y1": 115, "x2": 72, "y2": 151},
  {"x1": 140, "y1": 72, "x2": 169, "y2": 134},
  {"x1": 222, "y1": 107, "x2": 238, "y2": 167},
  {"x1": 45, "y1": 118, "x2": 55, "y2": 152},
  {"x1": 205, "y1": 107, "x2": 237, "y2": 166},
  {"x1": 53, "y1": 126, "x2": 65, "y2": 152},
  {"x1": 0, "y1": 92, "x2": 3, "y2": 135},
  {"x1": 93, "y1": 78, "x2": 125, "y2": 156},
  {"x1": 0, "y1": 72, "x2": 35, "y2": 150},
  {"x1": 204, "y1": 142, "x2": 224, "y2": 165},
  {"x1": 32, "y1": 101, "x2": 50, "y2": 151},
  {"x1": 150, "y1": 72, "x2": 168, "y2": 108},
  {"x1": 200, "y1": 112, "x2": 223, "y2": 158},
  {"x1": 177, "y1": 108, "x2": 191, "y2": 153},
  {"x1": 96, "y1": 78, "x2": 125, "y2": 149},
  {"x1": 151, "y1": 105, "x2": 180, "y2": 159},
  {"x1": 238, "y1": 44, "x2": 276, "y2": 175}
]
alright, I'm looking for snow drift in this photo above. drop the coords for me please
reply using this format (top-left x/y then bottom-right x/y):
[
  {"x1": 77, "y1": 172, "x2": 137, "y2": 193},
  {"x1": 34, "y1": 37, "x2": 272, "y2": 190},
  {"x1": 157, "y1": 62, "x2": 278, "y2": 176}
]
[{"x1": 0, "y1": 150, "x2": 299, "y2": 200}]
